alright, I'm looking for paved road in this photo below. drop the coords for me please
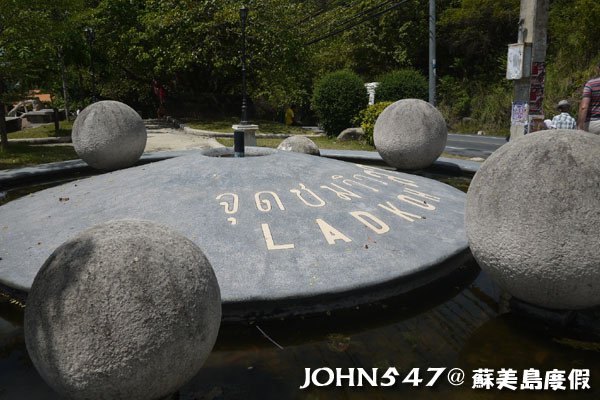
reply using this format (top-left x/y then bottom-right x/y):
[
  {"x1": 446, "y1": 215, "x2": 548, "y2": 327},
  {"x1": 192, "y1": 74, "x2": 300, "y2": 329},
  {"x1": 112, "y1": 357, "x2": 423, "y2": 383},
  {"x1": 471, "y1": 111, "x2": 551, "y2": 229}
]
[{"x1": 445, "y1": 133, "x2": 507, "y2": 159}]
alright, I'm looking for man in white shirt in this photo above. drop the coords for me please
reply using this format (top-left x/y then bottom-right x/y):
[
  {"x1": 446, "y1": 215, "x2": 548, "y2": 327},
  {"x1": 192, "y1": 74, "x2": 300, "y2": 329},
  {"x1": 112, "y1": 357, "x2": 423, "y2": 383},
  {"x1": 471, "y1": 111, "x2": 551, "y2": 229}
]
[{"x1": 550, "y1": 100, "x2": 577, "y2": 129}]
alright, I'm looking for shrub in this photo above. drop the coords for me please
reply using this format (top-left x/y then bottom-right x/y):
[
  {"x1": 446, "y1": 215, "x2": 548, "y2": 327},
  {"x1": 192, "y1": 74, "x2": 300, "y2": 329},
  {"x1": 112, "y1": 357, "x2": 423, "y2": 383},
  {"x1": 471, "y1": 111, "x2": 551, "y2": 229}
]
[
  {"x1": 354, "y1": 101, "x2": 393, "y2": 145},
  {"x1": 375, "y1": 69, "x2": 428, "y2": 102},
  {"x1": 437, "y1": 76, "x2": 471, "y2": 124},
  {"x1": 311, "y1": 70, "x2": 368, "y2": 137}
]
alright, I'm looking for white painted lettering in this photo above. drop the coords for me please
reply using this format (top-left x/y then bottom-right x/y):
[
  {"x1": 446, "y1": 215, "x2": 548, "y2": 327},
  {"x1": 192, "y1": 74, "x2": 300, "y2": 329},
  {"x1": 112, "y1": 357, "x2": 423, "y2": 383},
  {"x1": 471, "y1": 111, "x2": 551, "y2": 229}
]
[
  {"x1": 403, "y1": 188, "x2": 440, "y2": 202},
  {"x1": 290, "y1": 183, "x2": 326, "y2": 207},
  {"x1": 261, "y1": 223, "x2": 295, "y2": 250},
  {"x1": 216, "y1": 193, "x2": 239, "y2": 214},
  {"x1": 333, "y1": 175, "x2": 379, "y2": 192},
  {"x1": 316, "y1": 219, "x2": 352, "y2": 245},
  {"x1": 320, "y1": 183, "x2": 362, "y2": 201},
  {"x1": 378, "y1": 201, "x2": 423, "y2": 222},
  {"x1": 349, "y1": 211, "x2": 390, "y2": 234},
  {"x1": 255, "y1": 191, "x2": 285, "y2": 212},
  {"x1": 397, "y1": 195, "x2": 436, "y2": 211}
]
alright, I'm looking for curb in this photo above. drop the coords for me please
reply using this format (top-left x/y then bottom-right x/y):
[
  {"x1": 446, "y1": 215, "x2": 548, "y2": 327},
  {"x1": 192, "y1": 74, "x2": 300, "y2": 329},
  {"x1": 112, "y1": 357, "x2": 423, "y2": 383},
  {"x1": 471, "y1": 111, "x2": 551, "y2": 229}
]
[{"x1": 8, "y1": 136, "x2": 72, "y2": 145}]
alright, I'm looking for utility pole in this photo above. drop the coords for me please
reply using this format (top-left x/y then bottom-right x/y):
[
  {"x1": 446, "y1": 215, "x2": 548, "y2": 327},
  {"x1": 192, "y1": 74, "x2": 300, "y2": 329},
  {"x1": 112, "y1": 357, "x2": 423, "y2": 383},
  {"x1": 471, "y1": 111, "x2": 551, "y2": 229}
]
[
  {"x1": 508, "y1": 0, "x2": 549, "y2": 139},
  {"x1": 429, "y1": 0, "x2": 436, "y2": 106}
]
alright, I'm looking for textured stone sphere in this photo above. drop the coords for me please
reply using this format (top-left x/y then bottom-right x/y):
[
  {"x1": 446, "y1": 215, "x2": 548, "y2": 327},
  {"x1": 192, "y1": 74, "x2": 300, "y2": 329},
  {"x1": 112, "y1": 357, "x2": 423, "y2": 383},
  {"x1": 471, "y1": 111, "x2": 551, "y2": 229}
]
[
  {"x1": 24, "y1": 220, "x2": 222, "y2": 400},
  {"x1": 373, "y1": 99, "x2": 447, "y2": 169},
  {"x1": 72, "y1": 101, "x2": 147, "y2": 170},
  {"x1": 277, "y1": 135, "x2": 320, "y2": 156},
  {"x1": 466, "y1": 130, "x2": 600, "y2": 310}
]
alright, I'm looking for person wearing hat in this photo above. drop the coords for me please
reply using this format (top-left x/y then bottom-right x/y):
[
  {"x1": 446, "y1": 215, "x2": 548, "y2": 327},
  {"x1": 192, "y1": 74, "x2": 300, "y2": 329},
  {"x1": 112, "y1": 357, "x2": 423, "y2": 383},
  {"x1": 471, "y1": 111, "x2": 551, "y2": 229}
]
[
  {"x1": 549, "y1": 100, "x2": 577, "y2": 129},
  {"x1": 578, "y1": 60, "x2": 600, "y2": 134}
]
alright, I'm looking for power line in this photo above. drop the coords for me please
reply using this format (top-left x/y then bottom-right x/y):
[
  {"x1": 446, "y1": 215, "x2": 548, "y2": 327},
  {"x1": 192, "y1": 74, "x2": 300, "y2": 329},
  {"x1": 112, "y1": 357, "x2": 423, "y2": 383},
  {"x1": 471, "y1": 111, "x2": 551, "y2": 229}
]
[
  {"x1": 326, "y1": 0, "x2": 395, "y2": 33},
  {"x1": 306, "y1": 0, "x2": 409, "y2": 46},
  {"x1": 294, "y1": 0, "x2": 350, "y2": 27}
]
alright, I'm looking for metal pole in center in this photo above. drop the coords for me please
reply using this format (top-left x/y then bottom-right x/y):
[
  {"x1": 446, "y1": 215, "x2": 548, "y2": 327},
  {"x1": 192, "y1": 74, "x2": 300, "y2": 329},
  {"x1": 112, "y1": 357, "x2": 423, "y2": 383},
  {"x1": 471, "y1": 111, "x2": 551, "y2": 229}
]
[
  {"x1": 240, "y1": 5, "x2": 248, "y2": 125},
  {"x1": 235, "y1": 5, "x2": 249, "y2": 158}
]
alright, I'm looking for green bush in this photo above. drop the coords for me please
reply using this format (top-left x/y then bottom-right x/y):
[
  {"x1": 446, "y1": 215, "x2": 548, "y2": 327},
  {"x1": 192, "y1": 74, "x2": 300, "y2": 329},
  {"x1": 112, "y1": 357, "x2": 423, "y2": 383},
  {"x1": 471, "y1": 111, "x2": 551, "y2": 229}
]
[
  {"x1": 311, "y1": 70, "x2": 368, "y2": 137},
  {"x1": 375, "y1": 69, "x2": 428, "y2": 102},
  {"x1": 354, "y1": 101, "x2": 393, "y2": 145}
]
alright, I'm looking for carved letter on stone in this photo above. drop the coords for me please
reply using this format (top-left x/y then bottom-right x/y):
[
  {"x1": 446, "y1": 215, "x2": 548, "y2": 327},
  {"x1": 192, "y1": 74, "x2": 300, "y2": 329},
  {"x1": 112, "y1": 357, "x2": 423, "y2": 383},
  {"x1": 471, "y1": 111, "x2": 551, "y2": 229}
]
[
  {"x1": 355, "y1": 165, "x2": 419, "y2": 188},
  {"x1": 261, "y1": 223, "x2": 295, "y2": 250},
  {"x1": 290, "y1": 183, "x2": 326, "y2": 208},
  {"x1": 378, "y1": 201, "x2": 423, "y2": 222},
  {"x1": 403, "y1": 188, "x2": 441, "y2": 202},
  {"x1": 332, "y1": 175, "x2": 379, "y2": 192},
  {"x1": 349, "y1": 211, "x2": 390, "y2": 234},
  {"x1": 397, "y1": 195, "x2": 436, "y2": 211},
  {"x1": 353, "y1": 174, "x2": 388, "y2": 186},
  {"x1": 316, "y1": 219, "x2": 352, "y2": 245},
  {"x1": 216, "y1": 193, "x2": 239, "y2": 225},
  {"x1": 255, "y1": 191, "x2": 285, "y2": 212},
  {"x1": 320, "y1": 183, "x2": 362, "y2": 201}
]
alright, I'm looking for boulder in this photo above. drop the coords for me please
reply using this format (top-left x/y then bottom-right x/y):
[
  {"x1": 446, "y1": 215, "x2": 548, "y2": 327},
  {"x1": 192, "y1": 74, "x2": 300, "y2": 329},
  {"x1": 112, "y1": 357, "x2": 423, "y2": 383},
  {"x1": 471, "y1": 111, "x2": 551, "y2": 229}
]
[
  {"x1": 466, "y1": 130, "x2": 600, "y2": 309},
  {"x1": 277, "y1": 136, "x2": 320, "y2": 156},
  {"x1": 373, "y1": 99, "x2": 447, "y2": 170},
  {"x1": 337, "y1": 127, "x2": 364, "y2": 141},
  {"x1": 24, "y1": 219, "x2": 222, "y2": 400},
  {"x1": 72, "y1": 101, "x2": 147, "y2": 170}
]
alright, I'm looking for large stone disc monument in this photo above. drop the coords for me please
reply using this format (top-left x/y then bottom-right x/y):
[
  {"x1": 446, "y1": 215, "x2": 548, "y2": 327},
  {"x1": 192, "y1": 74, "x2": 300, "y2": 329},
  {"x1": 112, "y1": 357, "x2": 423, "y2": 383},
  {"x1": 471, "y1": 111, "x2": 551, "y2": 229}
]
[{"x1": 0, "y1": 149, "x2": 469, "y2": 319}]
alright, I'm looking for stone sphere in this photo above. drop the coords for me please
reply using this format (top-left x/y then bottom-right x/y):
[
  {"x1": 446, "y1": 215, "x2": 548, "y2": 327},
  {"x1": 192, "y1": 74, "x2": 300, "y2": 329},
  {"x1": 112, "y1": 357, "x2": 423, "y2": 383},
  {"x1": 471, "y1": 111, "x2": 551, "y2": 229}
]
[
  {"x1": 466, "y1": 130, "x2": 600, "y2": 310},
  {"x1": 72, "y1": 101, "x2": 147, "y2": 170},
  {"x1": 373, "y1": 99, "x2": 447, "y2": 169},
  {"x1": 24, "y1": 220, "x2": 222, "y2": 400},
  {"x1": 277, "y1": 136, "x2": 320, "y2": 156}
]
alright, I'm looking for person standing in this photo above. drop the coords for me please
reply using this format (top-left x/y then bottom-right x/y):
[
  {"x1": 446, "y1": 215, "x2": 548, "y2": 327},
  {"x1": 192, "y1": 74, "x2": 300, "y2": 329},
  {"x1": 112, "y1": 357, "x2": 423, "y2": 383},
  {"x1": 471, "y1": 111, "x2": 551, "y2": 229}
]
[
  {"x1": 550, "y1": 100, "x2": 577, "y2": 129},
  {"x1": 577, "y1": 61, "x2": 600, "y2": 134},
  {"x1": 284, "y1": 105, "x2": 295, "y2": 126}
]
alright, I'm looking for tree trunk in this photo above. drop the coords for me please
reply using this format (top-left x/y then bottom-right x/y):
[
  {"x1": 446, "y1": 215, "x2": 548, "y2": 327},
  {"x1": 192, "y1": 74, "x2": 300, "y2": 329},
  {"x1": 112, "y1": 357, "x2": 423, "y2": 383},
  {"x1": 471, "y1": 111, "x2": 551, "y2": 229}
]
[
  {"x1": 59, "y1": 48, "x2": 70, "y2": 121},
  {"x1": 0, "y1": 104, "x2": 7, "y2": 150},
  {"x1": 0, "y1": 91, "x2": 8, "y2": 150}
]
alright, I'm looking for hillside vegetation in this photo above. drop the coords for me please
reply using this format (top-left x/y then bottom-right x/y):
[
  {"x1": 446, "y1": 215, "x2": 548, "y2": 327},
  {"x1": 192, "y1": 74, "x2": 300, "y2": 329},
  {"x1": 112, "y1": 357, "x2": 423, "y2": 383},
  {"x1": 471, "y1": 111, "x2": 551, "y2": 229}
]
[{"x1": 1, "y1": 0, "x2": 599, "y2": 141}]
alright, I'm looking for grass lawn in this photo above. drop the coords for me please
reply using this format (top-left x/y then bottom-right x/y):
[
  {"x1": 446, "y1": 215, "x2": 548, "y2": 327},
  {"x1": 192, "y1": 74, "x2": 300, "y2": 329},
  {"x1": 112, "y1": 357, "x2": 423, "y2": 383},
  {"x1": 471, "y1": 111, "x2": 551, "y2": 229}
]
[
  {"x1": 216, "y1": 137, "x2": 476, "y2": 161},
  {"x1": 217, "y1": 136, "x2": 376, "y2": 151},
  {"x1": 0, "y1": 144, "x2": 78, "y2": 169},
  {"x1": 187, "y1": 119, "x2": 311, "y2": 135},
  {"x1": 7, "y1": 121, "x2": 73, "y2": 139}
]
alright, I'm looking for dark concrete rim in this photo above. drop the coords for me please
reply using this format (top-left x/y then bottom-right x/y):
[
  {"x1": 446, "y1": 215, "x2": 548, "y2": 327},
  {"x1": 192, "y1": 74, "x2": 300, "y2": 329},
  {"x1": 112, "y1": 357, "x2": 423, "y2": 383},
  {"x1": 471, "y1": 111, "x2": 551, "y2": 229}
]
[
  {"x1": 222, "y1": 248, "x2": 473, "y2": 321},
  {"x1": 0, "y1": 248, "x2": 472, "y2": 321}
]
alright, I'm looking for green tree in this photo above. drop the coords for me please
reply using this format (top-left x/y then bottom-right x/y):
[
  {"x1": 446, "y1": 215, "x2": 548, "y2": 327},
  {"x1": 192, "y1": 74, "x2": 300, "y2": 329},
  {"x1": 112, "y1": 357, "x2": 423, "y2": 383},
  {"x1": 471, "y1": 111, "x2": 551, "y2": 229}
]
[
  {"x1": 311, "y1": 70, "x2": 367, "y2": 136},
  {"x1": 438, "y1": 0, "x2": 520, "y2": 80}
]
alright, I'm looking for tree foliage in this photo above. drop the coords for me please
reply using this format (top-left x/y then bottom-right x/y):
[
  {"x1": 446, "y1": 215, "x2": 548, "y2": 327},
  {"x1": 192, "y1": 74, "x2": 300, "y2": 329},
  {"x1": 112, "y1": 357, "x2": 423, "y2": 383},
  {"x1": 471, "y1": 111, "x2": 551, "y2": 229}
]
[
  {"x1": 375, "y1": 69, "x2": 428, "y2": 102},
  {"x1": 1, "y1": 0, "x2": 597, "y2": 139},
  {"x1": 311, "y1": 70, "x2": 367, "y2": 136}
]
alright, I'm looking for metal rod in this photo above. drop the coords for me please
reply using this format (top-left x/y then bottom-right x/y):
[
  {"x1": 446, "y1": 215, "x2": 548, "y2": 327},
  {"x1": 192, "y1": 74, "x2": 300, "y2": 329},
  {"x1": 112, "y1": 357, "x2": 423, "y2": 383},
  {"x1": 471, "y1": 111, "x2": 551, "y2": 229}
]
[{"x1": 240, "y1": 6, "x2": 248, "y2": 125}]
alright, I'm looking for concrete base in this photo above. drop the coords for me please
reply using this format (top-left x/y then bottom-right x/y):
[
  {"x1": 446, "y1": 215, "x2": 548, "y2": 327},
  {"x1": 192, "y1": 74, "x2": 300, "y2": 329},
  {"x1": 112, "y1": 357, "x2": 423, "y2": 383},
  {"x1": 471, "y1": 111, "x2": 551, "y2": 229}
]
[
  {"x1": 232, "y1": 124, "x2": 259, "y2": 146},
  {"x1": 0, "y1": 150, "x2": 469, "y2": 319}
]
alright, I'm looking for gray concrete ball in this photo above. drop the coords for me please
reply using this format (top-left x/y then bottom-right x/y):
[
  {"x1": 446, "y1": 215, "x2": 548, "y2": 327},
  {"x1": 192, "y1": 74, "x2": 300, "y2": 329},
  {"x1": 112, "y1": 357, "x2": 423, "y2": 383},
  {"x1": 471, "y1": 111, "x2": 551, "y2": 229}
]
[
  {"x1": 277, "y1": 136, "x2": 320, "y2": 156},
  {"x1": 72, "y1": 101, "x2": 147, "y2": 170},
  {"x1": 24, "y1": 219, "x2": 222, "y2": 400},
  {"x1": 466, "y1": 130, "x2": 600, "y2": 309},
  {"x1": 373, "y1": 99, "x2": 447, "y2": 170}
]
